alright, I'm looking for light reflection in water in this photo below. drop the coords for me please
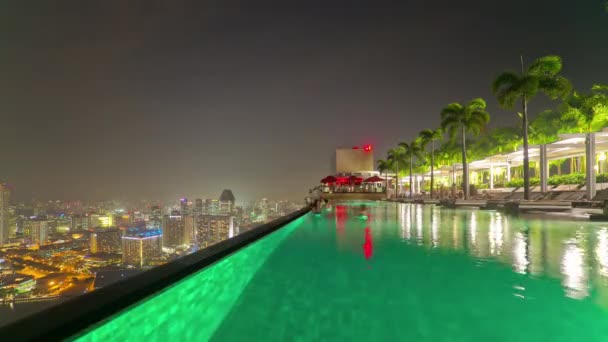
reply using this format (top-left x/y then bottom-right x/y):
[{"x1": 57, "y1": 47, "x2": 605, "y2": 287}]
[
  {"x1": 561, "y1": 233, "x2": 588, "y2": 299},
  {"x1": 489, "y1": 213, "x2": 504, "y2": 256},
  {"x1": 402, "y1": 204, "x2": 411, "y2": 240},
  {"x1": 596, "y1": 228, "x2": 608, "y2": 277},
  {"x1": 469, "y1": 211, "x2": 477, "y2": 250},
  {"x1": 513, "y1": 232, "x2": 529, "y2": 274},
  {"x1": 431, "y1": 208, "x2": 439, "y2": 248},
  {"x1": 390, "y1": 204, "x2": 608, "y2": 301},
  {"x1": 416, "y1": 205, "x2": 423, "y2": 245}
]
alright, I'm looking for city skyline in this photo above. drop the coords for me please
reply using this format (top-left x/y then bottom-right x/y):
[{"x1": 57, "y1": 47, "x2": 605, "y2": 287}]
[{"x1": 1, "y1": 1, "x2": 606, "y2": 201}]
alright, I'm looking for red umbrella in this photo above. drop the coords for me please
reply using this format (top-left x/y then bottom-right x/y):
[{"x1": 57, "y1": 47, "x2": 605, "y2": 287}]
[
  {"x1": 348, "y1": 175, "x2": 363, "y2": 184},
  {"x1": 363, "y1": 175, "x2": 384, "y2": 183},
  {"x1": 320, "y1": 176, "x2": 338, "y2": 184}
]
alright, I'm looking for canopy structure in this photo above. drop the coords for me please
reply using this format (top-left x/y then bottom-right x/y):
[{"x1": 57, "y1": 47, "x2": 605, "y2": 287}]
[
  {"x1": 403, "y1": 129, "x2": 608, "y2": 198},
  {"x1": 320, "y1": 176, "x2": 338, "y2": 184},
  {"x1": 363, "y1": 175, "x2": 384, "y2": 183}
]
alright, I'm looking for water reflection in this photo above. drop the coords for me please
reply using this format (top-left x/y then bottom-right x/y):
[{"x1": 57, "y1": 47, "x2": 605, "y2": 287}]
[
  {"x1": 393, "y1": 203, "x2": 608, "y2": 301},
  {"x1": 363, "y1": 227, "x2": 373, "y2": 260}
]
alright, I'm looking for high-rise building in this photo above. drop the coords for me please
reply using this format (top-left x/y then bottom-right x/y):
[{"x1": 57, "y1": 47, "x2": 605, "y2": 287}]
[
  {"x1": 0, "y1": 183, "x2": 10, "y2": 245},
  {"x1": 184, "y1": 215, "x2": 195, "y2": 244},
  {"x1": 219, "y1": 189, "x2": 236, "y2": 214},
  {"x1": 194, "y1": 198, "x2": 203, "y2": 215},
  {"x1": 122, "y1": 229, "x2": 162, "y2": 267},
  {"x1": 204, "y1": 199, "x2": 220, "y2": 215},
  {"x1": 70, "y1": 214, "x2": 88, "y2": 232},
  {"x1": 149, "y1": 205, "x2": 162, "y2": 229},
  {"x1": 31, "y1": 217, "x2": 49, "y2": 244},
  {"x1": 195, "y1": 215, "x2": 234, "y2": 248},
  {"x1": 90, "y1": 228, "x2": 121, "y2": 254},
  {"x1": 90, "y1": 214, "x2": 114, "y2": 228},
  {"x1": 179, "y1": 198, "x2": 191, "y2": 216},
  {"x1": 161, "y1": 211, "x2": 188, "y2": 249}
]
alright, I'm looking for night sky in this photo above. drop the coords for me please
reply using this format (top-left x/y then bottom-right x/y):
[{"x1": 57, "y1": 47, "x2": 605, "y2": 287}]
[{"x1": 0, "y1": 1, "x2": 606, "y2": 203}]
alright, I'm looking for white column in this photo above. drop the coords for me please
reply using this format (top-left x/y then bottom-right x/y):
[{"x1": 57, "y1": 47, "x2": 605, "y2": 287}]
[
  {"x1": 489, "y1": 164, "x2": 494, "y2": 190},
  {"x1": 417, "y1": 176, "x2": 421, "y2": 194},
  {"x1": 506, "y1": 161, "x2": 511, "y2": 182},
  {"x1": 586, "y1": 133, "x2": 597, "y2": 200},
  {"x1": 540, "y1": 144, "x2": 548, "y2": 193}
]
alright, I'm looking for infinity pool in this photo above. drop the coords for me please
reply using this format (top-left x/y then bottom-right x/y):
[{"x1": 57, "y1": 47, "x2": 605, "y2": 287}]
[{"x1": 77, "y1": 202, "x2": 608, "y2": 341}]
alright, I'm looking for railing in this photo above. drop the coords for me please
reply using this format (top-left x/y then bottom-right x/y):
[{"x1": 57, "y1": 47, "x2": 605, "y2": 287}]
[{"x1": 0, "y1": 207, "x2": 310, "y2": 341}]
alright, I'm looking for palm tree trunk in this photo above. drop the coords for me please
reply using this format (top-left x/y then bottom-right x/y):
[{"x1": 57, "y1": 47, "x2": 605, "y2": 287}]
[
  {"x1": 521, "y1": 55, "x2": 530, "y2": 201},
  {"x1": 462, "y1": 125, "x2": 469, "y2": 199},
  {"x1": 409, "y1": 158, "x2": 413, "y2": 199},
  {"x1": 430, "y1": 142, "x2": 435, "y2": 199},
  {"x1": 395, "y1": 167, "x2": 399, "y2": 197}
]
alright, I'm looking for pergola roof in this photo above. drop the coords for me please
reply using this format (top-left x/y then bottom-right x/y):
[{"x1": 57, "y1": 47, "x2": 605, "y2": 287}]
[{"x1": 414, "y1": 130, "x2": 608, "y2": 178}]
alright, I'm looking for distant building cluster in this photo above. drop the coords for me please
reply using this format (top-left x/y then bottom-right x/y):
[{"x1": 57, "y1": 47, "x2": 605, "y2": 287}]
[{"x1": 0, "y1": 184, "x2": 302, "y2": 305}]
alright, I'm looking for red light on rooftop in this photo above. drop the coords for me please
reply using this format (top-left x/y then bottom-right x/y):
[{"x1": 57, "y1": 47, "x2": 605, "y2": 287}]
[
  {"x1": 352, "y1": 146, "x2": 360, "y2": 150},
  {"x1": 364, "y1": 145, "x2": 372, "y2": 152}
]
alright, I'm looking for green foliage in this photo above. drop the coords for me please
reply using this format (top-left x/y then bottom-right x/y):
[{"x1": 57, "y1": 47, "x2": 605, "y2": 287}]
[
  {"x1": 418, "y1": 128, "x2": 443, "y2": 148},
  {"x1": 548, "y1": 173, "x2": 585, "y2": 186},
  {"x1": 387, "y1": 147, "x2": 407, "y2": 173},
  {"x1": 561, "y1": 84, "x2": 608, "y2": 133},
  {"x1": 505, "y1": 178, "x2": 539, "y2": 187},
  {"x1": 529, "y1": 109, "x2": 566, "y2": 144},
  {"x1": 493, "y1": 55, "x2": 572, "y2": 110},
  {"x1": 440, "y1": 98, "x2": 490, "y2": 140},
  {"x1": 376, "y1": 159, "x2": 393, "y2": 175},
  {"x1": 506, "y1": 179, "x2": 524, "y2": 187},
  {"x1": 474, "y1": 127, "x2": 521, "y2": 156}
]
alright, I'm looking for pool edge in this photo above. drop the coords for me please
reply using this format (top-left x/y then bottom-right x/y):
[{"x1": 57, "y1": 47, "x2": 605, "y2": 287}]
[{"x1": 0, "y1": 207, "x2": 310, "y2": 341}]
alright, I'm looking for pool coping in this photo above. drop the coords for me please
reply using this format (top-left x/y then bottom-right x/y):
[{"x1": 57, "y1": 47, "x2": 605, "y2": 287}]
[{"x1": 0, "y1": 207, "x2": 310, "y2": 341}]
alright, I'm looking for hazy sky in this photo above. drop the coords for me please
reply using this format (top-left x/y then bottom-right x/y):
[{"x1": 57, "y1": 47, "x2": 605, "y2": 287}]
[{"x1": 0, "y1": 1, "x2": 606, "y2": 202}]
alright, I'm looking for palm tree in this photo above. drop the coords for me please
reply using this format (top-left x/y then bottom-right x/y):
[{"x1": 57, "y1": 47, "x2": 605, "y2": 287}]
[
  {"x1": 376, "y1": 159, "x2": 393, "y2": 194},
  {"x1": 387, "y1": 147, "x2": 407, "y2": 197},
  {"x1": 419, "y1": 128, "x2": 443, "y2": 198},
  {"x1": 492, "y1": 55, "x2": 571, "y2": 200},
  {"x1": 440, "y1": 98, "x2": 490, "y2": 199},
  {"x1": 562, "y1": 84, "x2": 608, "y2": 134},
  {"x1": 398, "y1": 140, "x2": 425, "y2": 198}
]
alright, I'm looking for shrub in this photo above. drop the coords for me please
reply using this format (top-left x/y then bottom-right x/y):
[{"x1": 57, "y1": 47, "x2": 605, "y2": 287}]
[
  {"x1": 597, "y1": 173, "x2": 608, "y2": 183},
  {"x1": 506, "y1": 179, "x2": 524, "y2": 188},
  {"x1": 548, "y1": 173, "x2": 585, "y2": 186}
]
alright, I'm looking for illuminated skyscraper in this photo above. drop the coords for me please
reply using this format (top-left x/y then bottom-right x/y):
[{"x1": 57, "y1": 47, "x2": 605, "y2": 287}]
[
  {"x1": 89, "y1": 214, "x2": 114, "y2": 229},
  {"x1": 0, "y1": 183, "x2": 10, "y2": 245},
  {"x1": 149, "y1": 205, "x2": 162, "y2": 229},
  {"x1": 162, "y1": 211, "x2": 188, "y2": 249},
  {"x1": 122, "y1": 229, "x2": 162, "y2": 267},
  {"x1": 204, "y1": 199, "x2": 220, "y2": 215},
  {"x1": 90, "y1": 229, "x2": 121, "y2": 253},
  {"x1": 219, "y1": 189, "x2": 236, "y2": 214},
  {"x1": 195, "y1": 215, "x2": 234, "y2": 248},
  {"x1": 180, "y1": 198, "x2": 191, "y2": 216},
  {"x1": 31, "y1": 217, "x2": 49, "y2": 244},
  {"x1": 194, "y1": 199, "x2": 203, "y2": 215},
  {"x1": 184, "y1": 215, "x2": 195, "y2": 244}
]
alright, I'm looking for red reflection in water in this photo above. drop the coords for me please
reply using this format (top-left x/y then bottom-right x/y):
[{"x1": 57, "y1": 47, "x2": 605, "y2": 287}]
[
  {"x1": 335, "y1": 205, "x2": 347, "y2": 234},
  {"x1": 363, "y1": 227, "x2": 373, "y2": 260}
]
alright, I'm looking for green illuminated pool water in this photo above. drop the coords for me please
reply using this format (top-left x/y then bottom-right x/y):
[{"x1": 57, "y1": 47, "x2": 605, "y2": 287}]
[{"x1": 77, "y1": 202, "x2": 608, "y2": 341}]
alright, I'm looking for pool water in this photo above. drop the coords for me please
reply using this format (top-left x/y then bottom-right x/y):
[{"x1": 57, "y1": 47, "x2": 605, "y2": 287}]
[{"x1": 77, "y1": 202, "x2": 608, "y2": 341}]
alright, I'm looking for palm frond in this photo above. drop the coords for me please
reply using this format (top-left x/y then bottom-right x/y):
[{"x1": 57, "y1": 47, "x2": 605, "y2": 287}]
[
  {"x1": 440, "y1": 103, "x2": 464, "y2": 120},
  {"x1": 538, "y1": 75, "x2": 572, "y2": 100},
  {"x1": 528, "y1": 55, "x2": 563, "y2": 76},
  {"x1": 467, "y1": 97, "x2": 487, "y2": 109},
  {"x1": 520, "y1": 74, "x2": 540, "y2": 98},
  {"x1": 492, "y1": 71, "x2": 522, "y2": 108}
]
